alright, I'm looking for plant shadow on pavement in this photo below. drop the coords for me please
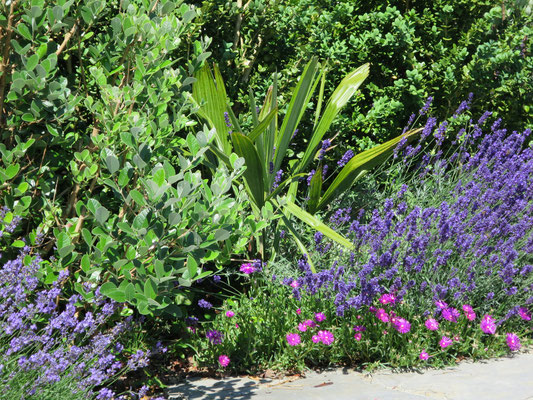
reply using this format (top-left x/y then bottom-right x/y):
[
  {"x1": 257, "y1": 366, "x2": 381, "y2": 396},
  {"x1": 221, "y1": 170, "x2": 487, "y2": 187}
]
[{"x1": 166, "y1": 377, "x2": 267, "y2": 400}]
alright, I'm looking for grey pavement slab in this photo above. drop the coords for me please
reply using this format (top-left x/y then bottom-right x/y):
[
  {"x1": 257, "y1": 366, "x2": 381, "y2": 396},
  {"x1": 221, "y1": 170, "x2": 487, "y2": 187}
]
[{"x1": 167, "y1": 352, "x2": 533, "y2": 400}]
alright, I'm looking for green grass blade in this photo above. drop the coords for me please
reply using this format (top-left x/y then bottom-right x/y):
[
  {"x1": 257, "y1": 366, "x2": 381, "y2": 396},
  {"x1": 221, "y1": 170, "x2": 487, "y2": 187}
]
[
  {"x1": 231, "y1": 132, "x2": 265, "y2": 209},
  {"x1": 280, "y1": 214, "x2": 316, "y2": 273},
  {"x1": 307, "y1": 166, "x2": 323, "y2": 214},
  {"x1": 248, "y1": 107, "x2": 278, "y2": 142},
  {"x1": 284, "y1": 201, "x2": 353, "y2": 250},
  {"x1": 192, "y1": 64, "x2": 231, "y2": 154},
  {"x1": 313, "y1": 66, "x2": 327, "y2": 130},
  {"x1": 249, "y1": 88, "x2": 259, "y2": 127},
  {"x1": 317, "y1": 127, "x2": 422, "y2": 211},
  {"x1": 298, "y1": 63, "x2": 369, "y2": 174},
  {"x1": 273, "y1": 58, "x2": 320, "y2": 178},
  {"x1": 265, "y1": 74, "x2": 278, "y2": 187}
]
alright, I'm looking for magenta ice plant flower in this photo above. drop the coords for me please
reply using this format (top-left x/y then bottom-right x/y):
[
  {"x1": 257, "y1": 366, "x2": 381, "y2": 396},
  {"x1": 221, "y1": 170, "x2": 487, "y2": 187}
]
[
  {"x1": 290, "y1": 280, "x2": 300, "y2": 289},
  {"x1": 353, "y1": 333, "x2": 362, "y2": 341},
  {"x1": 376, "y1": 308, "x2": 389, "y2": 323},
  {"x1": 297, "y1": 323, "x2": 308, "y2": 332},
  {"x1": 218, "y1": 355, "x2": 230, "y2": 368},
  {"x1": 462, "y1": 304, "x2": 476, "y2": 321},
  {"x1": 465, "y1": 311, "x2": 476, "y2": 321},
  {"x1": 442, "y1": 308, "x2": 460, "y2": 323},
  {"x1": 240, "y1": 263, "x2": 256, "y2": 274},
  {"x1": 393, "y1": 318, "x2": 411, "y2": 334},
  {"x1": 439, "y1": 336, "x2": 453, "y2": 349},
  {"x1": 379, "y1": 294, "x2": 396, "y2": 305},
  {"x1": 506, "y1": 333, "x2": 521, "y2": 351},
  {"x1": 518, "y1": 307, "x2": 531, "y2": 321},
  {"x1": 435, "y1": 300, "x2": 448, "y2": 309},
  {"x1": 225, "y1": 310, "x2": 235, "y2": 318},
  {"x1": 304, "y1": 319, "x2": 316, "y2": 328},
  {"x1": 312, "y1": 335, "x2": 321, "y2": 343},
  {"x1": 317, "y1": 330, "x2": 334, "y2": 345},
  {"x1": 462, "y1": 304, "x2": 474, "y2": 314},
  {"x1": 419, "y1": 351, "x2": 430, "y2": 360},
  {"x1": 480, "y1": 315, "x2": 496, "y2": 334},
  {"x1": 296, "y1": 308, "x2": 302, "y2": 315},
  {"x1": 286, "y1": 333, "x2": 301, "y2": 346},
  {"x1": 425, "y1": 318, "x2": 439, "y2": 331},
  {"x1": 314, "y1": 312, "x2": 326, "y2": 322}
]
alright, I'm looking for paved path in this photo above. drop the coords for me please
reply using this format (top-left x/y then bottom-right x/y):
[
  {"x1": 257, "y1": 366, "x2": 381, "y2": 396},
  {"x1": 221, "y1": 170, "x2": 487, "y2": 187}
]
[{"x1": 167, "y1": 352, "x2": 533, "y2": 400}]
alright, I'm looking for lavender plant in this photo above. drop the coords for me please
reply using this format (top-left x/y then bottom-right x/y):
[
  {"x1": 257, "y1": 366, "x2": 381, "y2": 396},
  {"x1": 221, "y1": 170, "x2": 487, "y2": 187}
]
[
  {"x1": 0, "y1": 218, "x2": 165, "y2": 399},
  {"x1": 189, "y1": 107, "x2": 533, "y2": 372}
]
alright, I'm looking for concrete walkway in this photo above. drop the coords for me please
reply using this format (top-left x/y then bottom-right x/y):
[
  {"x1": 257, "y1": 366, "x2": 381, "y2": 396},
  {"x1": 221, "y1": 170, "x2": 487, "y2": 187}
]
[{"x1": 167, "y1": 352, "x2": 533, "y2": 400}]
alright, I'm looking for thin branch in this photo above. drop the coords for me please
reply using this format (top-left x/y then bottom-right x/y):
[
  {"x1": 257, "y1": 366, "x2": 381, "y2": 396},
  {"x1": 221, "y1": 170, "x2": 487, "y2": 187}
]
[
  {"x1": 242, "y1": 34, "x2": 263, "y2": 84},
  {"x1": 55, "y1": 22, "x2": 78, "y2": 56},
  {"x1": 233, "y1": 0, "x2": 253, "y2": 51},
  {"x1": 150, "y1": 0, "x2": 160, "y2": 13}
]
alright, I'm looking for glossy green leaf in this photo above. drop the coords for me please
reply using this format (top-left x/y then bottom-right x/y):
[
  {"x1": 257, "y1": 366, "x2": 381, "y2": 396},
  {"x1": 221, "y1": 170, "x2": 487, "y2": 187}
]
[
  {"x1": 95, "y1": 206, "x2": 110, "y2": 225},
  {"x1": 5, "y1": 164, "x2": 20, "y2": 180},
  {"x1": 192, "y1": 64, "x2": 231, "y2": 154},
  {"x1": 81, "y1": 254, "x2": 91, "y2": 273},
  {"x1": 129, "y1": 190, "x2": 145, "y2": 206},
  {"x1": 105, "y1": 151, "x2": 119, "y2": 174},
  {"x1": 284, "y1": 201, "x2": 353, "y2": 250},
  {"x1": 299, "y1": 63, "x2": 369, "y2": 173},
  {"x1": 100, "y1": 282, "x2": 120, "y2": 301},
  {"x1": 17, "y1": 24, "x2": 32, "y2": 40},
  {"x1": 307, "y1": 166, "x2": 323, "y2": 214},
  {"x1": 125, "y1": 283, "x2": 135, "y2": 301},
  {"x1": 273, "y1": 58, "x2": 320, "y2": 177},
  {"x1": 231, "y1": 132, "x2": 265, "y2": 209},
  {"x1": 187, "y1": 255, "x2": 197, "y2": 278},
  {"x1": 144, "y1": 279, "x2": 158, "y2": 299},
  {"x1": 82, "y1": 228, "x2": 93, "y2": 246},
  {"x1": 26, "y1": 54, "x2": 39, "y2": 71},
  {"x1": 317, "y1": 127, "x2": 422, "y2": 211},
  {"x1": 247, "y1": 107, "x2": 278, "y2": 142}
]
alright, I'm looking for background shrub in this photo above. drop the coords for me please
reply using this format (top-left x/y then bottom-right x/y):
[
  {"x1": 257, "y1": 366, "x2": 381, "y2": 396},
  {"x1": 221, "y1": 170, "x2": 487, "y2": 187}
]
[{"x1": 193, "y1": 0, "x2": 532, "y2": 153}]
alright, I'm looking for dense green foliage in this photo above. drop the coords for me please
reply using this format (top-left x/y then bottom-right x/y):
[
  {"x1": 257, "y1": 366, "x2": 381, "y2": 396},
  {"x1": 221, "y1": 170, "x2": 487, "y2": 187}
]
[
  {"x1": 193, "y1": 0, "x2": 532, "y2": 151},
  {"x1": 0, "y1": 0, "x2": 261, "y2": 319}
]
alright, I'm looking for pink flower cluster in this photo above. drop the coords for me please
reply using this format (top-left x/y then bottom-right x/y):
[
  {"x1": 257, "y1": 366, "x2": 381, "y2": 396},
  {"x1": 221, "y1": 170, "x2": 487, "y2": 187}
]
[
  {"x1": 441, "y1": 307, "x2": 460, "y2": 323},
  {"x1": 462, "y1": 304, "x2": 476, "y2": 321},
  {"x1": 286, "y1": 333, "x2": 301, "y2": 346},
  {"x1": 392, "y1": 317, "x2": 411, "y2": 334},
  {"x1": 312, "y1": 330, "x2": 335, "y2": 345},
  {"x1": 425, "y1": 318, "x2": 439, "y2": 331},
  {"x1": 480, "y1": 315, "x2": 496, "y2": 335},
  {"x1": 239, "y1": 263, "x2": 257, "y2": 274},
  {"x1": 297, "y1": 319, "x2": 317, "y2": 332},
  {"x1": 353, "y1": 325, "x2": 365, "y2": 341},
  {"x1": 506, "y1": 333, "x2": 520, "y2": 351},
  {"x1": 518, "y1": 307, "x2": 531, "y2": 321},
  {"x1": 379, "y1": 294, "x2": 396, "y2": 305},
  {"x1": 439, "y1": 336, "x2": 453, "y2": 349},
  {"x1": 218, "y1": 354, "x2": 230, "y2": 367},
  {"x1": 372, "y1": 307, "x2": 411, "y2": 334}
]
